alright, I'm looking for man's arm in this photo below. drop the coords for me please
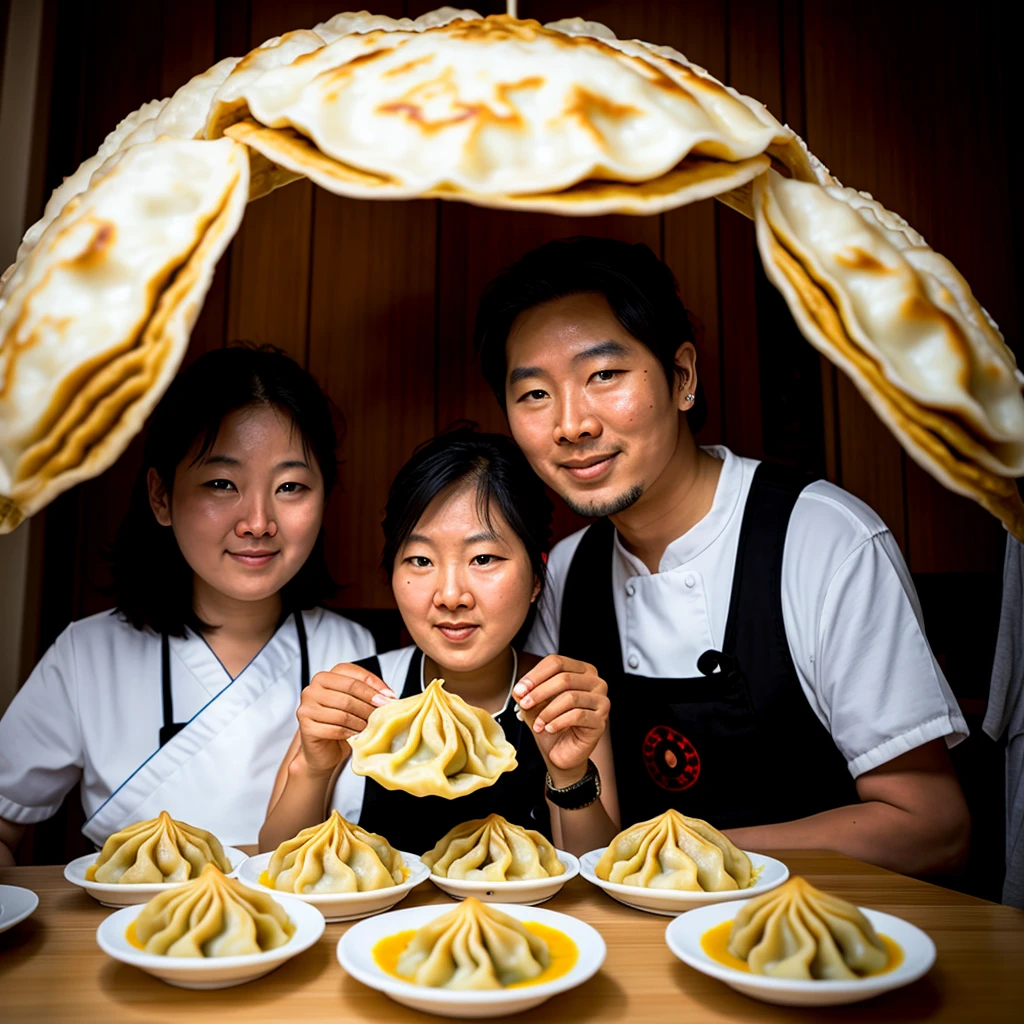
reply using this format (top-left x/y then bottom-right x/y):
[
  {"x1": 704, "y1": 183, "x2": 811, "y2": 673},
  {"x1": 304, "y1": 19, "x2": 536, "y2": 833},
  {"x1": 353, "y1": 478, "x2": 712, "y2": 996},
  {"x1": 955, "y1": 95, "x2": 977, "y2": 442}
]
[
  {"x1": 0, "y1": 816, "x2": 26, "y2": 867},
  {"x1": 723, "y1": 739, "x2": 970, "y2": 877}
]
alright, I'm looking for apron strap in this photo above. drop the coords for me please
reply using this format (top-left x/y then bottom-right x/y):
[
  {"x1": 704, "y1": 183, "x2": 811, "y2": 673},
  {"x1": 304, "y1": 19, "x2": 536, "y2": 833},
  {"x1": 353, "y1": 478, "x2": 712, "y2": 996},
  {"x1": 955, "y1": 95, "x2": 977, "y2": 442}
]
[
  {"x1": 159, "y1": 633, "x2": 185, "y2": 749},
  {"x1": 295, "y1": 610, "x2": 310, "y2": 690}
]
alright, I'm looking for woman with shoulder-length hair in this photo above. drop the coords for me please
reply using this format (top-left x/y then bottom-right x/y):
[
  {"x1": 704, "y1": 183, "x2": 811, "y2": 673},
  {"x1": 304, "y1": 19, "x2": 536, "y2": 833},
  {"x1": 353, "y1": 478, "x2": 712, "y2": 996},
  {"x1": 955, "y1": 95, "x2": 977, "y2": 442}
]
[{"x1": 0, "y1": 345, "x2": 375, "y2": 865}]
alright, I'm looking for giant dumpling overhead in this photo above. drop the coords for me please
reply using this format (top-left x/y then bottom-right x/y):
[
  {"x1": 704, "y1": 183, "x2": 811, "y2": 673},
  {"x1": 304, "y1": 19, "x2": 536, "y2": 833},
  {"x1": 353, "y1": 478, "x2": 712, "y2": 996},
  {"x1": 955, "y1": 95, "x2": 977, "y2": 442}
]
[
  {"x1": 349, "y1": 677, "x2": 517, "y2": 798},
  {"x1": 727, "y1": 876, "x2": 889, "y2": 980},
  {"x1": 595, "y1": 809, "x2": 752, "y2": 891}
]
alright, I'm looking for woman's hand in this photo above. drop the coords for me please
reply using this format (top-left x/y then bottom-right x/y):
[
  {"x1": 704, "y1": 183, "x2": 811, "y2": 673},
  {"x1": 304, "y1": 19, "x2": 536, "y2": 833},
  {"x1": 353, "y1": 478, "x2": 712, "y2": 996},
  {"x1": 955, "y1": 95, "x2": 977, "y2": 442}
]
[
  {"x1": 512, "y1": 655, "x2": 610, "y2": 786},
  {"x1": 295, "y1": 663, "x2": 397, "y2": 775}
]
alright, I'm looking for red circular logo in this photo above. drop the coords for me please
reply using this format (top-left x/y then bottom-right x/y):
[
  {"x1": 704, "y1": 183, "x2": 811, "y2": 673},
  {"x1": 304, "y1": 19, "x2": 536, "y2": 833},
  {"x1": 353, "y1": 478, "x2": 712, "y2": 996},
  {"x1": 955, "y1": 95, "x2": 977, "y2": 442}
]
[{"x1": 642, "y1": 725, "x2": 701, "y2": 791}]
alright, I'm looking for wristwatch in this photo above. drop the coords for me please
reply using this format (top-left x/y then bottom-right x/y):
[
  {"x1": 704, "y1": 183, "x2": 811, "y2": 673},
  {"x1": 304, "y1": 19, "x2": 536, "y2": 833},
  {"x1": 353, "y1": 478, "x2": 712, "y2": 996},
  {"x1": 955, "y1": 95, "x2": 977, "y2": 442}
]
[{"x1": 545, "y1": 759, "x2": 601, "y2": 810}]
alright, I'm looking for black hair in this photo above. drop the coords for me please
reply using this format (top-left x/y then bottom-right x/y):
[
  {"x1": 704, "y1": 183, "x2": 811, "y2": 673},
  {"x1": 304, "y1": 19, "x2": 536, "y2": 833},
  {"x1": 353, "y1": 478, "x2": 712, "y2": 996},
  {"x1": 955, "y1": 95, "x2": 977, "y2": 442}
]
[
  {"x1": 380, "y1": 427, "x2": 553, "y2": 648},
  {"x1": 109, "y1": 344, "x2": 339, "y2": 637},
  {"x1": 474, "y1": 235, "x2": 707, "y2": 434}
]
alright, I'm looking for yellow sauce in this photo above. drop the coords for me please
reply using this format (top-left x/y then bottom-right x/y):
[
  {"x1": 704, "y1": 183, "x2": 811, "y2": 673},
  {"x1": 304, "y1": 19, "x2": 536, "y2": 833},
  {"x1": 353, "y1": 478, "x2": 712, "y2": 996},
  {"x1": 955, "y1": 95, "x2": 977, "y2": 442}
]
[
  {"x1": 700, "y1": 919, "x2": 904, "y2": 977},
  {"x1": 373, "y1": 922, "x2": 578, "y2": 989},
  {"x1": 126, "y1": 920, "x2": 144, "y2": 950}
]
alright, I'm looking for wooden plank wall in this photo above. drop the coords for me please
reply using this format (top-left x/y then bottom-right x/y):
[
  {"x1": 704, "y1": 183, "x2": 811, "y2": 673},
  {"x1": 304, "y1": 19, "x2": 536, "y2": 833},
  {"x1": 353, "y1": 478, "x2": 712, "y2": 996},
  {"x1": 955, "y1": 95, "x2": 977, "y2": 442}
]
[{"x1": 17, "y1": 0, "x2": 1016, "y2": 887}]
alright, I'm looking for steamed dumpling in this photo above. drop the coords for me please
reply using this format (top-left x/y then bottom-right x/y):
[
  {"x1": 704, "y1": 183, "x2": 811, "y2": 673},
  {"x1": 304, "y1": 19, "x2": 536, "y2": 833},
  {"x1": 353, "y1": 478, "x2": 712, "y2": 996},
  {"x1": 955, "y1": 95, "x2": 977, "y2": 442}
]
[
  {"x1": 595, "y1": 809, "x2": 752, "y2": 891},
  {"x1": 349, "y1": 677, "x2": 517, "y2": 798},
  {"x1": 728, "y1": 877, "x2": 889, "y2": 979},
  {"x1": 266, "y1": 810, "x2": 404, "y2": 893},
  {"x1": 423, "y1": 813, "x2": 566, "y2": 881},
  {"x1": 86, "y1": 810, "x2": 232, "y2": 883},
  {"x1": 133, "y1": 863, "x2": 295, "y2": 957},
  {"x1": 397, "y1": 897, "x2": 549, "y2": 989}
]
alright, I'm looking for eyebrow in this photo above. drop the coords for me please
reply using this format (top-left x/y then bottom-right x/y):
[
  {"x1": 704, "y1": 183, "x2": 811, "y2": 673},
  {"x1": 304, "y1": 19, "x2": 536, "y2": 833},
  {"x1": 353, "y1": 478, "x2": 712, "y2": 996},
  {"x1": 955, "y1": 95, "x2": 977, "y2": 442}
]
[
  {"x1": 404, "y1": 531, "x2": 502, "y2": 546},
  {"x1": 199, "y1": 455, "x2": 311, "y2": 471},
  {"x1": 573, "y1": 339, "x2": 630, "y2": 363},
  {"x1": 508, "y1": 365, "x2": 544, "y2": 387}
]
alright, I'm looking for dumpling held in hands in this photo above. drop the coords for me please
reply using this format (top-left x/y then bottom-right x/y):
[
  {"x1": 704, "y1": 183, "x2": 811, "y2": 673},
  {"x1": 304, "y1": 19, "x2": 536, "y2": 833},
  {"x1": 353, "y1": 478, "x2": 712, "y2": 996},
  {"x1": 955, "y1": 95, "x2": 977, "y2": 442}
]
[
  {"x1": 396, "y1": 897, "x2": 550, "y2": 989},
  {"x1": 133, "y1": 863, "x2": 295, "y2": 957},
  {"x1": 265, "y1": 810, "x2": 404, "y2": 893},
  {"x1": 349, "y1": 677, "x2": 517, "y2": 798},
  {"x1": 423, "y1": 813, "x2": 565, "y2": 881},
  {"x1": 728, "y1": 876, "x2": 889, "y2": 979},
  {"x1": 595, "y1": 809, "x2": 752, "y2": 891},
  {"x1": 86, "y1": 810, "x2": 232, "y2": 883}
]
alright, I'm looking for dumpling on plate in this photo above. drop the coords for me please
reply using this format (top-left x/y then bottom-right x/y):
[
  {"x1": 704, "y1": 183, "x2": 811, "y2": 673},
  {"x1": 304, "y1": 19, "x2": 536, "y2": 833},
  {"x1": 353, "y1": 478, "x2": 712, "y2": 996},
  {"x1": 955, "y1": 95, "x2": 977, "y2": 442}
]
[
  {"x1": 423, "y1": 813, "x2": 565, "y2": 881},
  {"x1": 397, "y1": 897, "x2": 549, "y2": 989},
  {"x1": 86, "y1": 810, "x2": 232, "y2": 883},
  {"x1": 266, "y1": 810, "x2": 404, "y2": 893},
  {"x1": 133, "y1": 863, "x2": 295, "y2": 956},
  {"x1": 728, "y1": 876, "x2": 889, "y2": 979},
  {"x1": 595, "y1": 809, "x2": 752, "y2": 891},
  {"x1": 349, "y1": 677, "x2": 517, "y2": 798}
]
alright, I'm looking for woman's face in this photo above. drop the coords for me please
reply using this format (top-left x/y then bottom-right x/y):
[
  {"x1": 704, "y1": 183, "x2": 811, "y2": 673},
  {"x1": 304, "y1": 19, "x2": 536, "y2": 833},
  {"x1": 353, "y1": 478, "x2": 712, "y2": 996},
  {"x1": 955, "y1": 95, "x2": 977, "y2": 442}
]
[
  {"x1": 148, "y1": 404, "x2": 325, "y2": 608},
  {"x1": 392, "y1": 482, "x2": 540, "y2": 674}
]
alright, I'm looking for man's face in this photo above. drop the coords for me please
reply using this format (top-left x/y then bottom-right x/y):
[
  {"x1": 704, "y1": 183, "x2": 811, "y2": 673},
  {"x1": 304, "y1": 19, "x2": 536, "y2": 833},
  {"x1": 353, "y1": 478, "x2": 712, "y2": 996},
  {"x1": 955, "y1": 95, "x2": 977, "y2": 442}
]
[{"x1": 504, "y1": 292, "x2": 689, "y2": 518}]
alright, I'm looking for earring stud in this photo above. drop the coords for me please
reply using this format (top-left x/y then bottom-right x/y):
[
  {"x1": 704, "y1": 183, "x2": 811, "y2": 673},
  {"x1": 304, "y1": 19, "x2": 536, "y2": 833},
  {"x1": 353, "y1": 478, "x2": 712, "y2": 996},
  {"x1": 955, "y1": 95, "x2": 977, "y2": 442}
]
[{"x1": 684, "y1": 392, "x2": 695, "y2": 403}]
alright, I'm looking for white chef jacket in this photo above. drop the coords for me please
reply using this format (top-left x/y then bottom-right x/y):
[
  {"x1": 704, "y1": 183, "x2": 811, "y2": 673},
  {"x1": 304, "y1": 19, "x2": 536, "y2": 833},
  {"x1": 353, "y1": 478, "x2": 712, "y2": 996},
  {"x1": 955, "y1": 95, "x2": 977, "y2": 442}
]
[
  {"x1": 0, "y1": 605, "x2": 375, "y2": 845},
  {"x1": 527, "y1": 446, "x2": 968, "y2": 780}
]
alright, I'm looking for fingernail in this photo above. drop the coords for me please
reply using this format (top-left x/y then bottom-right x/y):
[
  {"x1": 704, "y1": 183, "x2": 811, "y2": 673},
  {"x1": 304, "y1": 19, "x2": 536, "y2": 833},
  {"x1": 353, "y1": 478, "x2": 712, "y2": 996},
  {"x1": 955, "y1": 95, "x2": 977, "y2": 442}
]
[
  {"x1": 520, "y1": 695, "x2": 533, "y2": 709},
  {"x1": 534, "y1": 720, "x2": 545, "y2": 732},
  {"x1": 371, "y1": 694, "x2": 390, "y2": 707},
  {"x1": 384, "y1": 690, "x2": 398, "y2": 699},
  {"x1": 513, "y1": 682, "x2": 527, "y2": 697}
]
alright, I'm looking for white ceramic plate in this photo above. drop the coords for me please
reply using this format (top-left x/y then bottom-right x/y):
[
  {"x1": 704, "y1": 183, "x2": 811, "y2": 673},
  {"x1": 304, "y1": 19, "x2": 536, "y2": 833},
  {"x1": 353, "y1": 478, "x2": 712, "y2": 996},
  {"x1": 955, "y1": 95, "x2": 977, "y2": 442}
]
[
  {"x1": 427, "y1": 850, "x2": 579, "y2": 906},
  {"x1": 337, "y1": 900, "x2": 606, "y2": 1019},
  {"x1": 0, "y1": 884, "x2": 39, "y2": 934},
  {"x1": 64, "y1": 846, "x2": 248, "y2": 908},
  {"x1": 237, "y1": 850, "x2": 429, "y2": 922},
  {"x1": 95, "y1": 894, "x2": 324, "y2": 989},
  {"x1": 579, "y1": 848, "x2": 788, "y2": 916},
  {"x1": 665, "y1": 900, "x2": 936, "y2": 1007}
]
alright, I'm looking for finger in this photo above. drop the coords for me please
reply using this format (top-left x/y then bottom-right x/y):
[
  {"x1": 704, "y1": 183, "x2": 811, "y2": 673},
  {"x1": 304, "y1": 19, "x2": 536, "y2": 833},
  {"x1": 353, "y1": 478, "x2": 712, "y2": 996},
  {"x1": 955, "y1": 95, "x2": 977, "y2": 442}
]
[
  {"x1": 325, "y1": 664, "x2": 398, "y2": 700},
  {"x1": 531, "y1": 691, "x2": 602, "y2": 732},
  {"x1": 300, "y1": 722, "x2": 353, "y2": 742},
  {"x1": 514, "y1": 654, "x2": 595, "y2": 699},
  {"x1": 541, "y1": 707, "x2": 606, "y2": 735},
  {"x1": 517, "y1": 671, "x2": 602, "y2": 711},
  {"x1": 299, "y1": 703, "x2": 371, "y2": 734},
  {"x1": 313, "y1": 670, "x2": 397, "y2": 706},
  {"x1": 303, "y1": 688, "x2": 377, "y2": 721}
]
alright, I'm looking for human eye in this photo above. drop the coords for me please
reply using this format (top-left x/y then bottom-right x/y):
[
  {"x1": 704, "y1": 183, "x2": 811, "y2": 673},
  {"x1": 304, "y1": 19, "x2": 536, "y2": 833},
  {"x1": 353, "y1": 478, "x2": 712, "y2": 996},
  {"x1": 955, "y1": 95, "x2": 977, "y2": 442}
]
[
  {"x1": 277, "y1": 481, "x2": 308, "y2": 494},
  {"x1": 203, "y1": 478, "x2": 236, "y2": 492},
  {"x1": 471, "y1": 554, "x2": 506, "y2": 566},
  {"x1": 403, "y1": 555, "x2": 432, "y2": 568},
  {"x1": 590, "y1": 368, "x2": 623, "y2": 383},
  {"x1": 516, "y1": 388, "x2": 549, "y2": 403}
]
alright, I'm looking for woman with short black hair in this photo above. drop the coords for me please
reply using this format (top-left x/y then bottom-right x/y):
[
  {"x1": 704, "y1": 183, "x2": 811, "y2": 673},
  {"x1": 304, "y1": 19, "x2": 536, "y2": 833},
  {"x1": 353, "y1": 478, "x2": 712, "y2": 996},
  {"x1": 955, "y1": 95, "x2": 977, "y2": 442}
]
[
  {"x1": 0, "y1": 346, "x2": 375, "y2": 865},
  {"x1": 260, "y1": 429, "x2": 619, "y2": 856}
]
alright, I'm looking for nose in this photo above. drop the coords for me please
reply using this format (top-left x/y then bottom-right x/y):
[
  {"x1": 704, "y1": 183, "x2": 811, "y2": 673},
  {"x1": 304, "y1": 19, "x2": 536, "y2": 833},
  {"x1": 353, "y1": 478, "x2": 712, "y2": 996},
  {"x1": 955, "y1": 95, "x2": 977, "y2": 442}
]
[
  {"x1": 235, "y1": 490, "x2": 278, "y2": 539},
  {"x1": 433, "y1": 561, "x2": 474, "y2": 612},
  {"x1": 554, "y1": 385, "x2": 602, "y2": 446}
]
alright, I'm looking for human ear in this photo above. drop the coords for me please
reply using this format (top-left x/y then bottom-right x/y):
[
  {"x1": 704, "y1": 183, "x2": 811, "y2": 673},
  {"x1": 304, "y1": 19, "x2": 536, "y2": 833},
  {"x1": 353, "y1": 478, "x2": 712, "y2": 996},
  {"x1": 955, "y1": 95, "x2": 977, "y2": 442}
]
[
  {"x1": 673, "y1": 341, "x2": 698, "y2": 412},
  {"x1": 531, "y1": 576, "x2": 542, "y2": 604},
  {"x1": 147, "y1": 467, "x2": 173, "y2": 527}
]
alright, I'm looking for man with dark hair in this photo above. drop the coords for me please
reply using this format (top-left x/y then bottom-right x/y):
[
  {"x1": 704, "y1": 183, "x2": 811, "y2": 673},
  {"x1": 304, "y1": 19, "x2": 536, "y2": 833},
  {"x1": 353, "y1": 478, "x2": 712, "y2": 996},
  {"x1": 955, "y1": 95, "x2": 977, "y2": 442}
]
[{"x1": 478, "y1": 235, "x2": 971, "y2": 877}]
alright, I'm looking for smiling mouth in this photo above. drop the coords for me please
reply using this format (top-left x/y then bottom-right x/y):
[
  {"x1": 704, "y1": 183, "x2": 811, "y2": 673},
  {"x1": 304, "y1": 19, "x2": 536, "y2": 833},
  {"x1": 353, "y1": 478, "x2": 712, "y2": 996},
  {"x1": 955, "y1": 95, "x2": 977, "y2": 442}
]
[
  {"x1": 435, "y1": 624, "x2": 479, "y2": 642},
  {"x1": 227, "y1": 551, "x2": 279, "y2": 566},
  {"x1": 560, "y1": 452, "x2": 619, "y2": 480}
]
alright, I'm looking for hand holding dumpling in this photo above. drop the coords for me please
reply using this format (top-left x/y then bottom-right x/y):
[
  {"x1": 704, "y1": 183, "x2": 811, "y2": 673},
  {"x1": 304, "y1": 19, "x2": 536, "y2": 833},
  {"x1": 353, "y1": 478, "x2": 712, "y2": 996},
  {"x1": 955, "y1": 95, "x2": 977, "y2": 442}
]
[{"x1": 295, "y1": 662, "x2": 398, "y2": 775}]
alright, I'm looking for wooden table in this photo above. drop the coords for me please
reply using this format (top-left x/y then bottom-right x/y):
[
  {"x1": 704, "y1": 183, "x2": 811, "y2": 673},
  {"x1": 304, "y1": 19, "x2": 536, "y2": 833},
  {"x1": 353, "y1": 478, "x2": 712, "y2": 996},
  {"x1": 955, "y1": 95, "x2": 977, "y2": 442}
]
[{"x1": 3, "y1": 850, "x2": 1023, "y2": 1022}]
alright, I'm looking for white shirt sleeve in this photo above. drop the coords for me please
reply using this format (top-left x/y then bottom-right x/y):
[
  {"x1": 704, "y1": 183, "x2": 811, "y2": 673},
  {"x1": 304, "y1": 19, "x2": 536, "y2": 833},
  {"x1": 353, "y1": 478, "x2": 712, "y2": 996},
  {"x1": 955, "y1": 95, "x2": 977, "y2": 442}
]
[
  {"x1": 0, "y1": 627, "x2": 84, "y2": 823},
  {"x1": 791, "y1": 519, "x2": 968, "y2": 778}
]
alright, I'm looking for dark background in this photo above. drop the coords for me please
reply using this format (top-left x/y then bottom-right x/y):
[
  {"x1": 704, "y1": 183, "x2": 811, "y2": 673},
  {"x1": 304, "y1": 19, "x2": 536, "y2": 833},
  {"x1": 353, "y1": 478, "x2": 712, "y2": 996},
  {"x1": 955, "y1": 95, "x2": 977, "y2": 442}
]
[{"x1": 5, "y1": 0, "x2": 1018, "y2": 898}]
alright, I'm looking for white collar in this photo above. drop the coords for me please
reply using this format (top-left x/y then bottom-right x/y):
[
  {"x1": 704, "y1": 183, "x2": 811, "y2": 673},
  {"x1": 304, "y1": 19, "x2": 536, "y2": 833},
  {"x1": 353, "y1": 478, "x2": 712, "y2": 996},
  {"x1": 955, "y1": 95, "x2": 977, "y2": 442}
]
[{"x1": 614, "y1": 445, "x2": 745, "y2": 576}]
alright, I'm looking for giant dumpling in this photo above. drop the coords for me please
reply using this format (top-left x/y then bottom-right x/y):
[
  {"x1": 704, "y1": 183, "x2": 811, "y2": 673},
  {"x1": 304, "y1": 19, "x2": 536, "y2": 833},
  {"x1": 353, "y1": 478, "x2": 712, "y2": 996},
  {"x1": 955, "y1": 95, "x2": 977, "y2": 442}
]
[
  {"x1": 349, "y1": 677, "x2": 517, "y2": 798},
  {"x1": 133, "y1": 863, "x2": 295, "y2": 957},
  {"x1": 727, "y1": 876, "x2": 889, "y2": 979},
  {"x1": 265, "y1": 810, "x2": 404, "y2": 893},
  {"x1": 396, "y1": 897, "x2": 549, "y2": 989},
  {"x1": 423, "y1": 813, "x2": 565, "y2": 881},
  {"x1": 595, "y1": 809, "x2": 752, "y2": 891},
  {"x1": 86, "y1": 810, "x2": 232, "y2": 883}
]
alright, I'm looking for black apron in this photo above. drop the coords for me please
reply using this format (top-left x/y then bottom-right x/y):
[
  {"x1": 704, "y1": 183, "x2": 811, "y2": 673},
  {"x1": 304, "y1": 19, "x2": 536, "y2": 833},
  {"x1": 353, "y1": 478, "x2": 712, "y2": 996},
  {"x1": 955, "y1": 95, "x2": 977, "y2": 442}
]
[
  {"x1": 559, "y1": 461, "x2": 857, "y2": 830},
  {"x1": 159, "y1": 610, "x2": 310, "y2": 748},
  {"x1": 355, "y1": 650, "x2": 551, "y2": 854}
]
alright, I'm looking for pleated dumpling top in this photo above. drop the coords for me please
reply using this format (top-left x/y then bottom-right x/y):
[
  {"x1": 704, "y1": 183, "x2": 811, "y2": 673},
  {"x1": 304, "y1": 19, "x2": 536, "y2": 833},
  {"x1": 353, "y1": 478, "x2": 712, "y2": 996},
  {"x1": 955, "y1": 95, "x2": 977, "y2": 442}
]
[
  {"x1": 133, "y1": 864, "x2": 295, "y2": 957},
  {"x1": 728, "y1": 877, "x2": 889, "y2": 979},
  {"x1": 86, "y1": 810, "x2": 232, "y2": 883},
  {"x1": 595, "y1": 809, "x2": 752, "y2": 891},
  {"x1": 422, "y1": 814, "x2": 566, "y2": 881},
  {"x1": 397, "y1": 897, "x2": 550, "y2": 989},
  {"x1": 349, "y1": 677, "x2": 517, "y2": 798},
  {"x1": 266, "y1": 810, "x2": 404, "y2": 893}
]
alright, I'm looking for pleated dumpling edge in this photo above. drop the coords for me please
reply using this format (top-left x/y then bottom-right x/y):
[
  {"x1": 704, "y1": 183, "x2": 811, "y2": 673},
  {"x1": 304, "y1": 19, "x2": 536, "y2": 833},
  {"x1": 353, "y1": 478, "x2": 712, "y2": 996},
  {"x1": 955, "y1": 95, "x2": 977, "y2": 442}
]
[
  {"x1": 423, "y1": 813, "x2": 566, "y2": 880},
  {"x1": 349, "y1": 677, "x2": 517, "y2": 798}
]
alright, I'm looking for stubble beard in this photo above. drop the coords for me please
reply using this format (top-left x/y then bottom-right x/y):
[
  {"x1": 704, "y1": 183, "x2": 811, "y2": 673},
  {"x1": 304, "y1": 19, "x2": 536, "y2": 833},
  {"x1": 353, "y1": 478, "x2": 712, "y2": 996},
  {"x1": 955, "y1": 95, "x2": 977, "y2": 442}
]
[{"x1": 562, "y1": 483, "x2": 644, "y2": 520}]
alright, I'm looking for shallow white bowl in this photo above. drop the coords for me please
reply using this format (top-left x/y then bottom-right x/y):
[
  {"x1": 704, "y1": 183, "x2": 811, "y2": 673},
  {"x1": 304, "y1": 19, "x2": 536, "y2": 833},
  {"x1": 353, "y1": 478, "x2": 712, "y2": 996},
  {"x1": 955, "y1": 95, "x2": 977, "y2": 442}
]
[
  {"x1": 0, "y1": 884, "x2": 39, "y2": 934},
  {"x1": 427, "y1": 850, "x2": 579, "y2": 906},
  {"x1": 95, "y1": 895, "x2": 324, "y2": 989},
  {"x1": 337, "y1": 900, "x2": 606, "y2": 1019},
  {"x1": 237, "y1": 850, "x2": 428, "y2": 922},
  {"x1": 579, "y1": 848, "x2": 788, "y2": 916},
  {"x1": 665, "y1": 900, "x2": 936, "y2": 1007},
  {"x1": 64, "y1": 847, "x2": 248, "y2": 908}
]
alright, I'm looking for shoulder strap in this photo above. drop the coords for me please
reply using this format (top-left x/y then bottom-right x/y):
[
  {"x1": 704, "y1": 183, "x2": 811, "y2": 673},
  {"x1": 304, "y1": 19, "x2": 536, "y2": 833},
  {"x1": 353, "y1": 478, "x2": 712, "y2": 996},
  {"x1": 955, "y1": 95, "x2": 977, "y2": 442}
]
[{"x1": 295, "y1": 610, "x2": 310, "y2": 690}]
